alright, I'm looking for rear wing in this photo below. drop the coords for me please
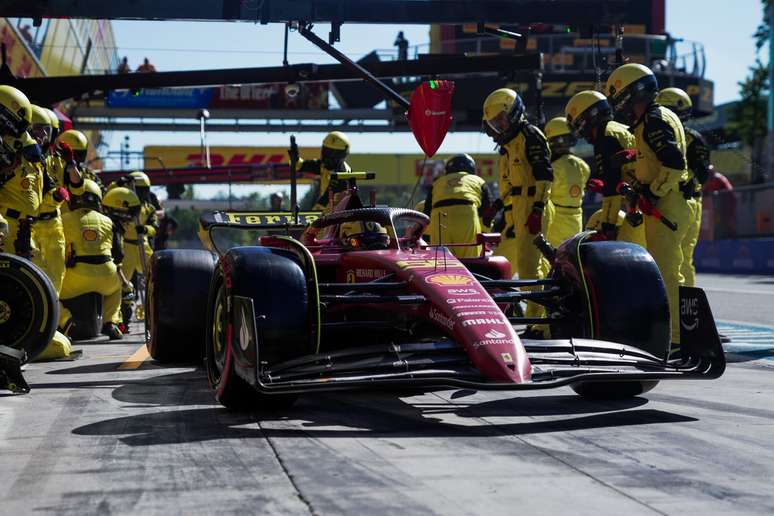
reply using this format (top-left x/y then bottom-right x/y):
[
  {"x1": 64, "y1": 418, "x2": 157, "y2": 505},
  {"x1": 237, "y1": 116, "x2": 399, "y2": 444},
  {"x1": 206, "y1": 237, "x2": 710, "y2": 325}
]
[{"x1": 200, "y1": 210, "x2": 322, "y2": 231}]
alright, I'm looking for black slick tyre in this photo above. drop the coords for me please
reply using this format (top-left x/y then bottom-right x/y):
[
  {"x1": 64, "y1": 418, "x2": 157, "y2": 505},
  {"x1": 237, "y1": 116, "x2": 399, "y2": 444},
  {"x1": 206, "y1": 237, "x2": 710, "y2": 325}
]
[
  {"x1": 147, "y1": 249, "x2": 217, "y2": 363},
  {"x1": 0, "y1": 253, "x2": 59, "y2": 362}
]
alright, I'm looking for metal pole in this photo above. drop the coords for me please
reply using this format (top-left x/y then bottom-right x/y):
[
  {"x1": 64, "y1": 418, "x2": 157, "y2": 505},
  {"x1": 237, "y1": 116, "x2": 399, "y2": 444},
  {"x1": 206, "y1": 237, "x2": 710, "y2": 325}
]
[
  {"x1": 297, "y1": 24, "x2": 410, "y2": 109},
  {"x1": 768, "y1": 1, "x2": 774, "y2": 182}
]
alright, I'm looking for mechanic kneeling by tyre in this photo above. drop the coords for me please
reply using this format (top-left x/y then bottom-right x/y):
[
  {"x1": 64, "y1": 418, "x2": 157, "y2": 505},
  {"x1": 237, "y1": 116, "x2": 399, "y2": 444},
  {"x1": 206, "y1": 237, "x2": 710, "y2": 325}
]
[
  {"x1": 59, "y1": 179, "x2": 124, "y2": 340},
  {"x1": 423, "y1": 153, "x2": 492, "y2": 259}
]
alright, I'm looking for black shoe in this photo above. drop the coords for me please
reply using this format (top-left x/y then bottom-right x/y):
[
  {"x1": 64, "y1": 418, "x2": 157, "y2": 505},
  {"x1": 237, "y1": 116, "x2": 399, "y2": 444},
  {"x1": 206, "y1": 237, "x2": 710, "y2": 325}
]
[
  {"x1": 719, "y1": 333, "x2": 731, "y2": 344},
  {"x1": 101, "y1": 323, "x2": 123, "y2": 340}
]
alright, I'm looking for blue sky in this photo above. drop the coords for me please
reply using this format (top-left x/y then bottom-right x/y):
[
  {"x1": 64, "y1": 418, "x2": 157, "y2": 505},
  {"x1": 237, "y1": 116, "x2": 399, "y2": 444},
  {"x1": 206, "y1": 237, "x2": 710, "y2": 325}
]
[{"x1": 105, "y1": 1, "x2": 765, "y2": 194}]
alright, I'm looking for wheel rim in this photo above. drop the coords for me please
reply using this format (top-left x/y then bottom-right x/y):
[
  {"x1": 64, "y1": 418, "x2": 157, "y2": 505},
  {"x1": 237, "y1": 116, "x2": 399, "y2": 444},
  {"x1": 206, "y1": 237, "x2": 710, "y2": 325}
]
[
  {"x1": 0, "y1": 273, "x2": 36, "y2": 347},
  {"x1": 210, "y1": 283, "x2": 227, "y2": 382}
]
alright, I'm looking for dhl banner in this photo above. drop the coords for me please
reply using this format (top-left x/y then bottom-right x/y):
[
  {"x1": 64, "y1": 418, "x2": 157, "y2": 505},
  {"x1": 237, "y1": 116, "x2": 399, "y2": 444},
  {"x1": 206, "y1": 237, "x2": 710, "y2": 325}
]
[{"x1": 144, "y1": 146, "x2": 498, "y2": 186}]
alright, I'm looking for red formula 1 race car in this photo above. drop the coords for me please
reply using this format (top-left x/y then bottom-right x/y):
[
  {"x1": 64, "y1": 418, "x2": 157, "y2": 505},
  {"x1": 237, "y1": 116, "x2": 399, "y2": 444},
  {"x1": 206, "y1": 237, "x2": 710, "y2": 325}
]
[{"x1": 147, "y1": 173, "x2": 724, "y2": 410}]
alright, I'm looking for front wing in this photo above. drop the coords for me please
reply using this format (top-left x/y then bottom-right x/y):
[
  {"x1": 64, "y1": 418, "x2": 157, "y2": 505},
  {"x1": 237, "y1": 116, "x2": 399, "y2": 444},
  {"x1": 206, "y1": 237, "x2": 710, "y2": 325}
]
[{"x1": 231, "y1": 287, "x2": 725, "y2": 395}]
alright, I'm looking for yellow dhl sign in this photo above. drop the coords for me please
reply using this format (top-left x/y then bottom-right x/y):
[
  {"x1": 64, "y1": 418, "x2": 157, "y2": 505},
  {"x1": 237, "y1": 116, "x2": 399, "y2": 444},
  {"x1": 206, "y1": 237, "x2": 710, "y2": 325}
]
[{"x1": 144, "y1": 146, "x2": 499, "y2": 186}]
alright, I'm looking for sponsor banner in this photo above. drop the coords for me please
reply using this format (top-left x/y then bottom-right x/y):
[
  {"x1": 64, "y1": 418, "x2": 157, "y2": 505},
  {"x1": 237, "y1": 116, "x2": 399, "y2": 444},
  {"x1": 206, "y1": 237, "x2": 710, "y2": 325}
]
[
  {"x1": 0, "y1": 19, "x2": 44, "y2": 78},
  {"x1": 143, "y1": 146, "x2": 497, "y2": 186},
  {"x1": 108, "y1": 83, "x2": 329, "y2": 110},
  {"x1": 108, "y1": 88, "x2": 214, "y2": 108}
]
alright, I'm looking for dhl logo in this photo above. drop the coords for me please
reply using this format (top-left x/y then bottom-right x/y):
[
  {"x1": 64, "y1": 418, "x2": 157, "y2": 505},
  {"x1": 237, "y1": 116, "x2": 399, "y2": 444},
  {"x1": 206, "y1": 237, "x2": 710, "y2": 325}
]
[
  {"x1": 186, "y1": 153, "x2": 287, "y2": 167},
  {"x1": 221, "y1": 212, "x2": 320, "y2": 226}
]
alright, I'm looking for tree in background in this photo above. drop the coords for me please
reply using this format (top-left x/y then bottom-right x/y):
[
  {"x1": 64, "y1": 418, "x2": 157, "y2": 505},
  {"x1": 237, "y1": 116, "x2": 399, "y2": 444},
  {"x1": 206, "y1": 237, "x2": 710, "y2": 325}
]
[{"x1": 732, "y1": 0, "x2": 771, "y2": 183}]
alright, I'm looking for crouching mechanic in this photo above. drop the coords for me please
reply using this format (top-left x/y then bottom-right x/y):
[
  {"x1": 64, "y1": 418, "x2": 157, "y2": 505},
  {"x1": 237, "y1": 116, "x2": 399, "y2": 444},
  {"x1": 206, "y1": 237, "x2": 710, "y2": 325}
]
[
  {"x1": 482, "y1": 88, "x2": 553, "y2": 338},
  {"x1": 423, "y1": 154, "x2": 492, "y2": 259},
  {"x1": 543, "y1": 117, "x2": 589, "y2": 248},
  {"x1": 656, "y1": 87, "x2": 710, "y2": 287},
  {"x1": 59, "y1": 179, "x2": 124, "y2": 339},
  {"x1": 290, "y1": 131, "x2": 352, "y2": 213},
  {"x1": 606, "y1": 63, "x2": 691, "y2": 354}
]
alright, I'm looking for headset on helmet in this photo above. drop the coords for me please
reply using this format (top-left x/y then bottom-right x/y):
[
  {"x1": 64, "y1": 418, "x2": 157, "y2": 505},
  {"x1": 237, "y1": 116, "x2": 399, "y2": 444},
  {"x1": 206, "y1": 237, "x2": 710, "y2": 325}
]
[
  {"x1": 656, "y1": 87, "x2": 693, "y2": 120},
  {"x1": 482, "y1": 88, "x2": 526, "y2": 142},
  {"x1": 605, "y1": 63, "x2": 658, "y2": 125},
  {"x1": 103, "y1": 187, "x2": 141, "y2": 221},
  {"x1": 564, "y1": 90, "x2": 613, "y2": 141},
  {"x1": 0, "y1": 85, "x2": 32, "y2": 138},
  {"x1": 74, "y1": 178, "x2": 103, "y2": 211},
  {"x1": 445, "y1": 153, "x2": 476, "y2": 174},
  {"x1": 321, "y1": 131, "x2": 350, "y2": 170}
]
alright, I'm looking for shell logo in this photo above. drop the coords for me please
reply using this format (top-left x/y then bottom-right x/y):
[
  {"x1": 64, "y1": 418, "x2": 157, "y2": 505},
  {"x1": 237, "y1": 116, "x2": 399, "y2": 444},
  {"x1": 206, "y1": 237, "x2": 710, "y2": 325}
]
[
  {"x1": 425, "y1": 273, "x2": 473, "y2": 286},
  {"x1": 82, "y1": 229, "x2": 98, "y2": 241},
  {"x1": 570, "y1": 184, "x2": 582, "y2": 198},
  {"x1": 20, "y1": 178, "x2": 30, "y2": 190}
]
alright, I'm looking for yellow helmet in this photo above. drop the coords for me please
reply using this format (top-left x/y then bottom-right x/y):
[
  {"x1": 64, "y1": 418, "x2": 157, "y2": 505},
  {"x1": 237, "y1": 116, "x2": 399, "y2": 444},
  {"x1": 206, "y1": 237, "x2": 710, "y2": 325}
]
[
  {"x1": 129, "y1": 170, "x2": 151, "y2": 187},
  {"x1": 83, "y1": 178, "x2": 103, "y2": 199},
  {"x1": 482, "y1": 88, "x2": 525, "y2": 136},
  {"x1": 656, "y1": 87, "x2": 692, "y2": 120},
  {"x1": 321, "y1": 131, "x2": 350, "y2": 170},
  {"x1": 564, "y1": 90, "x2": 613, "y2": 140},
  {"x1": 322, "y1": 131, "x2": 350, "y2": 152},
  {"x1": 605, "y1": 63, "x2": 658, "y2": 125},
  {"x1": 103, "y1": 186, "x2": 141, "y2": 219},
  {"x1": 0, "y1": 85, "x2": 32, "y2": 137},
  {"x1": 45, "y1": 108, "x2": 60, "y2": 140},
  {"x1": 544, "y1": 117, "x2": 572, "y2": 140},
  {"x1": 57, "y1": 129, "x2": 88, "y2": 151},
  {"x1": 339, "y1": 220, "x2": 390, "y2": 250},
  {"x1": 29, "y1": 105, "x2": 53, "y2": 146}
]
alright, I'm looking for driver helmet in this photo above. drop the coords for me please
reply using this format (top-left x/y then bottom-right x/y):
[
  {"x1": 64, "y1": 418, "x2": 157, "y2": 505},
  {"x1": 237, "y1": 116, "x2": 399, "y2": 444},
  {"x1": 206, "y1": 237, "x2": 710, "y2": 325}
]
[{"x1": 339, "y1": 220, "x2": 390, "y2": 250}]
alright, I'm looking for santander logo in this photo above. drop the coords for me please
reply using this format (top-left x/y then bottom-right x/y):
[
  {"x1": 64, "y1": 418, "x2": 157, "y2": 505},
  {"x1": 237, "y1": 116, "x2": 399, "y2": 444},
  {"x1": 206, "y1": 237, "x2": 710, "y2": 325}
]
[{"x1": 484, "y1": 329, "x2": 506, "y2": 339}]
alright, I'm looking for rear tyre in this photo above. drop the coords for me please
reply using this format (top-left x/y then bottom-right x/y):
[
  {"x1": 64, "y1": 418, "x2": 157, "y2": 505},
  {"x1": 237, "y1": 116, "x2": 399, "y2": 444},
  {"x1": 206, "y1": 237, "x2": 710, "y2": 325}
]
[
  {"x1": 571, "y1": 380, "x2": 659, "y2": 400},
  {"x1": 61, "y1": 293, "x2": 102, "y2": 340},
  {"x1": 0, "y1": 253, "x2": 59, "y2": 362},
  {"x1": 147, "y1": 249, "x2": 217, "y2": 363}
]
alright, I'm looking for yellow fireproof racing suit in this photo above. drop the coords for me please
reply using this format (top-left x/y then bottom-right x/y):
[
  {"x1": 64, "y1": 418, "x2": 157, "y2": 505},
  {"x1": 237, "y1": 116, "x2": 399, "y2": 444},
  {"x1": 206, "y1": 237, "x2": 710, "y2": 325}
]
[
  {"x1": 492, "y1": 154, "x2": 517, "y2": 271},
  {"x1": 592, "y1": 120, "x2": 647, "y2": 247},
  {"x1": 680, "y1": 127, "x2": 711, "y2": 287},
  {"x1": 60, "y1": 207, "x2": 122, "y2": 327},
  {"x1": 298, "y1": 158, "x2": 352, "y2": 213},
  {"x1": 121, "y1": 201, "x2": 157, "y2": 281},
  {"x1": 501, "y1": 123, "x2": 554, "y2": 331},
  {"x1": 545, "y1": 153, "x2": 589, "y2": 248},
  {"x1": 633, "y1": 103, "x2": 691, "y2": 347},
  {"x1": 423, "y1": 171, "x2": 490, "y2": 259},
  {"x1": 586, "y1": 209, "x2": 647, "y2": 248},
  {"x1": 0, "y1": 151, "x2": 44, "y2": 259}
]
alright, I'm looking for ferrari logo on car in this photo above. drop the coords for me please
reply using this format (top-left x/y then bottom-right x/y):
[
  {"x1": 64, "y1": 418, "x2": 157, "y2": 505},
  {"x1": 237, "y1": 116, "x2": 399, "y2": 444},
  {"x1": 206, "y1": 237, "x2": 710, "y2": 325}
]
[
  {"x1": 501, "y1": 353, "x2": 513, "y2": 363},
  {"x1": 425, "y1": 273, "x2": 473, "y2": 286}
]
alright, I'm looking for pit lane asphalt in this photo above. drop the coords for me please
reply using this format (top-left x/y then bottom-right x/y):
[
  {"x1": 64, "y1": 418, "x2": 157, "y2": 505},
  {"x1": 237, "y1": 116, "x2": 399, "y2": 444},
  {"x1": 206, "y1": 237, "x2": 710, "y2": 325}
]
[{"x1": 2, "y1": 273, "x2": 774, "y2": 515}]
